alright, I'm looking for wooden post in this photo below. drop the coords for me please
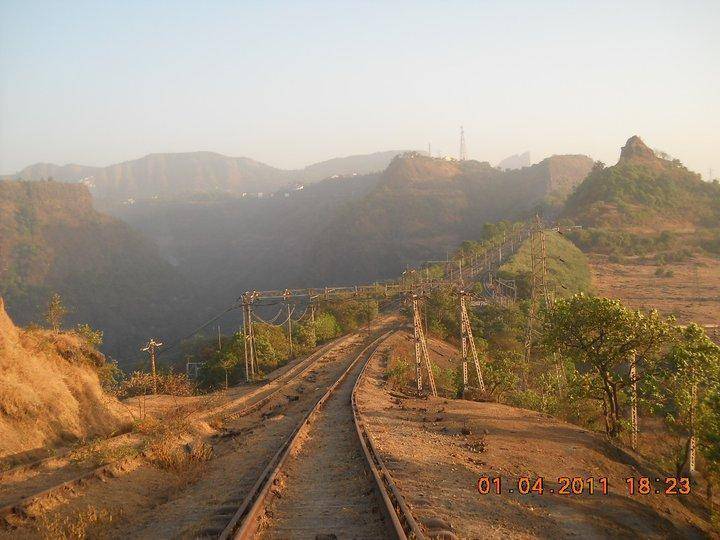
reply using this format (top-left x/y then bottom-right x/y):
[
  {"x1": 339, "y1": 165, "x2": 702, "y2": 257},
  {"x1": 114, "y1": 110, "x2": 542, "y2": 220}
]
[
  {"x1": 460, "y1": 291, "x2": 485, "y2": 391},
  {"x1": 310, "y1": 302, "x2": 316, "y2": 345},
  {"x1": 242, "y1": 294, "x2": 251, "y2": 382},
  {"x1": 412, "y1": 295, "x2": 423, "y2": 394}
]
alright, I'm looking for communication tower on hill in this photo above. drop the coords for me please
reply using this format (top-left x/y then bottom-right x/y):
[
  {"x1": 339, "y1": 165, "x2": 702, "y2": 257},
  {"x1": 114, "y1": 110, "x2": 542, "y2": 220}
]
[{"x1": 459, "y1": 126, "x2": 467, "y2": 161}]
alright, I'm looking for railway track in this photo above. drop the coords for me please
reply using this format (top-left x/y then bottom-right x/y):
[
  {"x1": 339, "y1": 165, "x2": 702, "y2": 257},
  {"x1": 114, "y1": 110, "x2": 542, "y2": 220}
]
[
  {"x1": 0, "y1": 332, "x2": 356, "y2": 529},
  {"x1": 220, "y1": 329, "x2": 422, "y2": 540}
]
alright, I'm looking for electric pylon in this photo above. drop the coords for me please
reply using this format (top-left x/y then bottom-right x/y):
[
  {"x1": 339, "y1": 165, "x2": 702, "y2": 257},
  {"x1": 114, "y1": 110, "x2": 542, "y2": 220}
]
[
  {"x1": 459, "y1": 126, "x2": 467, "y2": 161},
  {"x1": 412, "y1": 293, "x2": 437, "y2": 397},
  {"x1": 242, "y1": 291, "x2": 258, "y2": 382},
  {"x1": 523, "y1": 214, "x2": 552, "y2": 365},
  {"x1": 459, "y1": 290, "x2": 485, "y2": 393}
]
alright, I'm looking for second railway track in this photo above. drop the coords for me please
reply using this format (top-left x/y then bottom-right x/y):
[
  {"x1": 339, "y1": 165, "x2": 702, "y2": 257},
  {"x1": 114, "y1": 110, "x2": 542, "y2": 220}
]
[{"x1": 0, "y1": 332, "x2": 355, "y2": 527}]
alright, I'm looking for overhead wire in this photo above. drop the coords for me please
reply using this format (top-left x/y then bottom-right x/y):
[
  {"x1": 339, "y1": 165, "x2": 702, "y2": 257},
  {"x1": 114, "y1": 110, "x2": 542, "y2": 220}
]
[
  {"x1": 138, "y1": 223, "x2": 531, "y2": 369},
  {"x1": 156, "y1": 302, "x2": 241, "y2": 358},
  {"x1": 252, "y1": 304, "x2": 296, "y2": 327}
]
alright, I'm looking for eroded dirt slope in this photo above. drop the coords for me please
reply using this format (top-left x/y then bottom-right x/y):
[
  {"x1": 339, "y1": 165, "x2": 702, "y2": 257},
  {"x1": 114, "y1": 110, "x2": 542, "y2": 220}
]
[{"x1": 0, "y1": 299, "x2": 126, "y2": 461}]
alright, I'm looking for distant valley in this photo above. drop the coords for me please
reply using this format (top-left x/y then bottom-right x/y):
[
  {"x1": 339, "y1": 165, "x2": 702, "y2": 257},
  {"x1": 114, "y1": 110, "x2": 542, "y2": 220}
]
[{"x1": 5, "y1": 137, "x2": 717, "y2": 368}]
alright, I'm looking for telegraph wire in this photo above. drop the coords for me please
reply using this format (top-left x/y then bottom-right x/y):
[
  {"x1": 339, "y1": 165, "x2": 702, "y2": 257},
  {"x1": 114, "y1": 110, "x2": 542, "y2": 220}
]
[{"x1": 155, "y1": 302, "x2": 241, "y2": 358}]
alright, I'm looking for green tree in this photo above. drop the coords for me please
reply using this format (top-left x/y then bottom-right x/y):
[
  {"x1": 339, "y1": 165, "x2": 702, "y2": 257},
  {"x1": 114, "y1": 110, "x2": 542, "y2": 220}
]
[
  {"x1": 75, "y1": 323, "x2": 103, "y2": 347},
  {"x1": 698, "y1": 392, "x2": 720, "y2": 513},
  {"x1": 542, "y1": 294, "x2": 671, "y2": 437},
  {"x1": 314, "y1": 311, "x2": 341, "y2": 342},
  {"x1": 219, "y1": 350, "x2": 240, "y2": 389},
  {"x1": 649, "y1": 324, "x2": 720, "y2": 475},
  {"x1": 293, "y1": 322, "x2": 317, "y2": 353},
  {"x1": 44, "y1": 292, "x2": 68, "y2": 332}
]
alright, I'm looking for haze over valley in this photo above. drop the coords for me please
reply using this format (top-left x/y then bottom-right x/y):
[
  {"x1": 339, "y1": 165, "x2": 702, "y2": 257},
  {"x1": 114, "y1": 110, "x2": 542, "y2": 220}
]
[{"x1": 1, "y1": 2, "x2": 719, "y2": 538}]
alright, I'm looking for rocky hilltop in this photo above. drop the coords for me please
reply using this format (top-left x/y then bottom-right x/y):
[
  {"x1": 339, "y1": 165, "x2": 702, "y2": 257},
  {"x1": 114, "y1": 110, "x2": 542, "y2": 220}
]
[{"x1": 563, "y1": 136, "x2": 720, "y2": 229}]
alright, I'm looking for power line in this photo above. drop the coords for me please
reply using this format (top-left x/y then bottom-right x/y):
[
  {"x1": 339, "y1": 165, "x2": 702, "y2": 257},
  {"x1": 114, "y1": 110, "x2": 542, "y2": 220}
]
[{"x1": 155, "y1": 302, "x2": 241, "y2": 358}]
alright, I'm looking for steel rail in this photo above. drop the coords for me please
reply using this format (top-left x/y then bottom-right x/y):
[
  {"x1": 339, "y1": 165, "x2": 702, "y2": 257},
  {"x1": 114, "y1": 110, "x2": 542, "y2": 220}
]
[
  {"x1": 218, "y1": 329, "x2": 398, "y2": 540},
  {"x1": 351, "y1": 331, "x2": 426, "y2": 539},
  {"x1": 0, "y1": 335, "x2": 352, "y2": 526}
]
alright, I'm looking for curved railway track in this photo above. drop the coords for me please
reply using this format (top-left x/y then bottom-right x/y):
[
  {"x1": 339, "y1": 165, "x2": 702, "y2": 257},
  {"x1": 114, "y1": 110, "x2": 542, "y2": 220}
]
[
  {"x1": 0, "y1": 332, "x2": 357, "y2": 528},
  {"x1": 220, "y1": 329, "x2": 422, "y2": 540}
]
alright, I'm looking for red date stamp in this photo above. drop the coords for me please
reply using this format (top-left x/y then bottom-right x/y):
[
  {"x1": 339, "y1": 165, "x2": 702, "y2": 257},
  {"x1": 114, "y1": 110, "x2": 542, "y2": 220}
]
[{"x1": 477, "y1": 476, "x2": 691, "y2": 496}]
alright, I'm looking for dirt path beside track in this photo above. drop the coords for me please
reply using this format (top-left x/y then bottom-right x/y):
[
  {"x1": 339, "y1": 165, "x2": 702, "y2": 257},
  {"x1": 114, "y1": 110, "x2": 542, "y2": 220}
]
[{"x1": 356, "y1": 331, "x2": 715, "y2": 539}]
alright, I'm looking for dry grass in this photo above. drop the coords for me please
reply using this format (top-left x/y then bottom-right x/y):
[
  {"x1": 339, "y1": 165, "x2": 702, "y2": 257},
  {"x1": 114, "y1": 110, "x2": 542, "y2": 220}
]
[
  {"x1": 34, "y1": 505, "x2": 120, "y2": 540},
  {"x1": 67, "y1": 437, "x2": 139, "y2": 468},
  {"x1": 135, "y1": 412, "x2": 214, "y2": 487},
  {"x1": 590, "y1": 254, "x2": 720, "y2": 328},
  {"x1": 0, "y1": 299, "x2": 126, "y2": 460},
  {"x1": 116, "y1": 371, "x2": 195, "y2": 399}
]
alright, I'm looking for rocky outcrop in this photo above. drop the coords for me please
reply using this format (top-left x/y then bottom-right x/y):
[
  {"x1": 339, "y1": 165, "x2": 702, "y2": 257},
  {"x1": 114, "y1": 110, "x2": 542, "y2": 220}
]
[{"x1": 619, "y1": 135, "x2": 658, "y2": 163}]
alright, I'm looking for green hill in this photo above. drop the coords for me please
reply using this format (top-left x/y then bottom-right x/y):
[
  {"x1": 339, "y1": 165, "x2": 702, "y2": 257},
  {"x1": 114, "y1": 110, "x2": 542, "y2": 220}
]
[
  {"x1": 499, "y1": 230, "x2": 592, "y2": 298},
  {"x1": 563, "y1": 136, "x2": 720, "y2": 230},
  {"x1": 561, "y1": 136, "x2": 720, "y2": 259},
  {"x1": 304, "y1": 152, "x2": 593, "y2": 283},
  {"x1": 0, "y1": 180, "x2": 203, "y2": 364}
]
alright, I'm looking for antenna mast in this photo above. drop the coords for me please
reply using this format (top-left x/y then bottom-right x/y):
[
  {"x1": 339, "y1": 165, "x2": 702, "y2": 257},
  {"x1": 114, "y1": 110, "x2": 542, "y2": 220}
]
[{"x1": 459, "y1": 126, "x2": 467, "y2": 161}]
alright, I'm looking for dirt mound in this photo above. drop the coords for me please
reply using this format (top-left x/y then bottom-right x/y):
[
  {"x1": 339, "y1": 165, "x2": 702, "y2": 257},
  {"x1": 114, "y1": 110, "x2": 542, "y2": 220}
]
[{"x1": 0, "y1": 298, "x2": 127, "y2": 461}]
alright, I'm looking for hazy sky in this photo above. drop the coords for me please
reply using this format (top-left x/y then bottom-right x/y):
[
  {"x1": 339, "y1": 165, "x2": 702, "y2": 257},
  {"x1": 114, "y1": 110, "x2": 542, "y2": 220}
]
[{"x1": 1, "y1": 1, "x2": 718, "y2": 177}]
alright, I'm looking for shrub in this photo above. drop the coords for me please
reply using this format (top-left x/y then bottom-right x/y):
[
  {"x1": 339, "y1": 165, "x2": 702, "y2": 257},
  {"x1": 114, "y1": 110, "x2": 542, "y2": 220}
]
[
  {"x1": 74, "y1": 323, "x2": 103, "y2": 348},
  {"x1": 314, "y1": 311, "x2": 341, "y2": 342},
  {"x1": 117, "y1": 371, "x2": 195, "y2": 398}
]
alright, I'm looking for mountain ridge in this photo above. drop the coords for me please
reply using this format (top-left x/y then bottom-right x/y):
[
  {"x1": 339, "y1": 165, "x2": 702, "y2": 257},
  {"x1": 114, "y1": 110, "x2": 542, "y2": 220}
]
[{"x1": 2, "y1": 149, "x2": 417, "y2": 201}]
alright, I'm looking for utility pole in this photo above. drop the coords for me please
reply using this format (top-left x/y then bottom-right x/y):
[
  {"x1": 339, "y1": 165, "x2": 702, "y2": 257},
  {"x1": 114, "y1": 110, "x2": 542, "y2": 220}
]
[
  {"x1": 141, "y1": 338, "x2": 163, "y2": 394},
  {"x1": 309, "y1": 301, "x2": 316, "y2": 345},
  {"x1": 287, "y1": 303, "x2": 293, "y2": 357},
  {"x1": 630, "y1": 352, "x2": 638, "y2": 451},
  {"x1": 459, "y1": 290, "x2": 485, "y2": 393},
  {"x1": 412, "y1": 293, "x2": 437, "y2": 397},
  {"x1": 522, "y1": 214, "x2": 563, "y2": 389},
  {"x1": 284, "y1": 290, "x2": 293, "y2": 358},
  {"x1": 689, "y1": 381, "x2": 697, "y2": 472},
  {"x1": 242, "y1": 292, "x2": 257, "y2": 382}
]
